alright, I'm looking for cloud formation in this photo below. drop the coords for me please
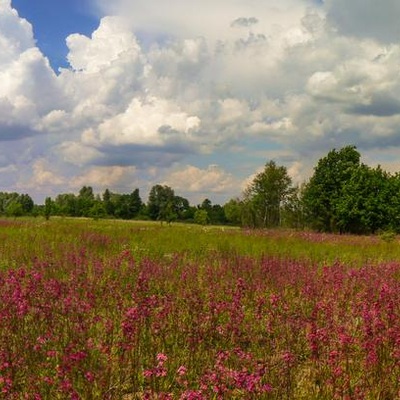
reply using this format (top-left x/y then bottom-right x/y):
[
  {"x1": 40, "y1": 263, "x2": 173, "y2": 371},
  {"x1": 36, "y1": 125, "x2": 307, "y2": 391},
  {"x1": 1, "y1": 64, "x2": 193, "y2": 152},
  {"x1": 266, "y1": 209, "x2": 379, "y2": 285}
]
[
  {"x1": 1, "y1": 0, "x2": 400, "y2": 203},
  {"x1": 325, "y1": 0, "x2": 400, "y2": 43}
]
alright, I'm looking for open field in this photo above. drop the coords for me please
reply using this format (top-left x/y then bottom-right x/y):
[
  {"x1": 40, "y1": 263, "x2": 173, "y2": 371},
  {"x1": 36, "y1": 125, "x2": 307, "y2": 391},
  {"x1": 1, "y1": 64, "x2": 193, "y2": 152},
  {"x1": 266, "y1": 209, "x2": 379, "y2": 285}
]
[{"x1": 0, "y1": 218, "x2": 400, "y2": 398}]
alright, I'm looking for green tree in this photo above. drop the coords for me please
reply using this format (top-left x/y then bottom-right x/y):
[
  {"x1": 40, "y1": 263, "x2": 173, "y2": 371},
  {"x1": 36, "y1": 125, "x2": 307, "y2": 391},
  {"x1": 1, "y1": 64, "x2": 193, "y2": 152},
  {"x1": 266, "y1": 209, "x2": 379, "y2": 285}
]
[
  {"x1": 336, "y1": 165, "x2": 398, "y2": 234},
  {"x1": 129, "y1": 188, "x2": 143, "y2": 218},
  {"x1": 281, "y1": 185, "x2": 305, "y2": 229},
  {"x1": 302, "y1": 146, "x2": 361, "y2": 232},
  {"x1": 77, "y1": 186, "x2": 95, "y2": 217},
  {"x1": 89, "y1": 201, "x2": 107, "y2": 220},
  {"x1": 147, "y1": 185, "x2": 176, "y2": 222},
  {"x1": 6, "y1": 201, "x2": 24, "y2": 218},
  {"x1": 44, "y1": 197, "x2": 53, "y2": 220},
  {"x1": 224, "y1": 198, "x2": 243, "y2": 225},
  {"x1": 244, "y1": 160, "x2": 294, "y2": 228},
  {"x1": 54, "y1": 193, "x2": 78, "y2": 216},
  {"x1": 18, "y1": 194, "x2": 34, "y2": 214},
  {"x1": 102, "y1": 189, "x2": 114, "y2": 216},
  {"x1": 194, "y1": 209, "x2": 209, "y2": 225},
  {"x1": 173, "y1": 196, "x2": 191, "y2": 220}
]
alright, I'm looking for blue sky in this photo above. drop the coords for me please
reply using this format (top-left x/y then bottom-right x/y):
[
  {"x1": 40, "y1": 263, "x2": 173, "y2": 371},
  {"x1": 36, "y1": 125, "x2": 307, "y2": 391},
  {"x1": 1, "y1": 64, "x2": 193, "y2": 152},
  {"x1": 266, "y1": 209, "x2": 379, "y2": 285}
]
[
  {"x1": 1, "y1": 0, "x2": 400, "y2": 204},
  {"x1": 12, "y1": 0, "x2": 99, "y2": 70}
]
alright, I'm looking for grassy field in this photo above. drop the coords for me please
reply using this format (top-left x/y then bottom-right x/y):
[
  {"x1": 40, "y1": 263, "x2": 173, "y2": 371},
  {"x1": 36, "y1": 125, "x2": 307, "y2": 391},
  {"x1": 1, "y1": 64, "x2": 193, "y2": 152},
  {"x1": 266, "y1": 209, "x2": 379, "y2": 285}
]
[{"x1": 0, "y1": 218, "x2": 400, "y2": 398}]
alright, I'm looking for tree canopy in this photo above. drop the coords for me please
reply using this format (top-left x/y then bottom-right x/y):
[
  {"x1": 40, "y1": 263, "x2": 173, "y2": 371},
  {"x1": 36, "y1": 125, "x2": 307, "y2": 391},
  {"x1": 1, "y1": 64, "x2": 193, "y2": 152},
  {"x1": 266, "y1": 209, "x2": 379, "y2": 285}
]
[
  {"x1": 4, "y1": 145, "x2": 400, "y2": 234},
  {"x1": 243, "y1": 161, "x2": 294, "y2": 228}
]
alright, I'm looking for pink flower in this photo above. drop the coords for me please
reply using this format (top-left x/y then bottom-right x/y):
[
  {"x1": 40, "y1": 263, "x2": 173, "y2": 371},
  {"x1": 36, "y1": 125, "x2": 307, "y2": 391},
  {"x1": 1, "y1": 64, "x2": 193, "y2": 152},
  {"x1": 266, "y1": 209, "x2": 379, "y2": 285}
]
[
  {"x1": 143, "y1": 369, "x2": 153, "y2": 378},
  {"x1": 177, "y1": 366, "x2": 187, "y2": 376},
  {"x1": 157, "y1": 353, "x2": 168, "y2": 362},
  {"x1": 85, "y1": 371, "x2": 95, "y2": 382}
]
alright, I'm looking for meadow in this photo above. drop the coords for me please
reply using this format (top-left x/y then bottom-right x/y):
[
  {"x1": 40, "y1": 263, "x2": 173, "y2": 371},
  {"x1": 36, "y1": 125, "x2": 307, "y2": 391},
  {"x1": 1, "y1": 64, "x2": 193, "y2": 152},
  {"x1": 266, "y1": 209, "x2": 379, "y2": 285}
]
[{"x1": 0, "y1": 218, "x2": 400, "y2": 399}]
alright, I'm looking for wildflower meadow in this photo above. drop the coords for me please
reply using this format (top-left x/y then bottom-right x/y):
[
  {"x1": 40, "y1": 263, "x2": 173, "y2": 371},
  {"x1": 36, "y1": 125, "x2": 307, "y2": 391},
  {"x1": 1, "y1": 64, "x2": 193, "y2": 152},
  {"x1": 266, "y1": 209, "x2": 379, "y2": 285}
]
[{"x1": 0, "y1": 218, "x2": 400, "y2": 399}]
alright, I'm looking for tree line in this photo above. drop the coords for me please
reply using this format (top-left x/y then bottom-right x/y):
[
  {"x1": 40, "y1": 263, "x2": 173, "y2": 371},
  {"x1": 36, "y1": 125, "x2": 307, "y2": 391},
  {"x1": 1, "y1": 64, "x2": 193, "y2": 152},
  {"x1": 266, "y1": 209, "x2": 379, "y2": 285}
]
[
  {"x1": 2, "y1": 145, "x2": 400, "y2": 234},
  {"x1": 0, "y1": 184, "x2": 228, "y2": 225},
  {"x1": 236, "y1": 145, "x2": 400, "y2": 234}
]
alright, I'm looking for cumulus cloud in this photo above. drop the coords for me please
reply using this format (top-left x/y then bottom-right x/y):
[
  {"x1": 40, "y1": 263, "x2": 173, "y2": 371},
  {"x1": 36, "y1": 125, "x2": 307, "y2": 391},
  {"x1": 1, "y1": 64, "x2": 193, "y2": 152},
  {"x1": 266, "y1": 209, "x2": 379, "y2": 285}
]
[
  {"x1": 94, "y1": 0, "x2": 310, "y2": 44},
  {"x1": 3, "y1": 0, "x2": 400, "y2": 203},
  {"x1": 0, "y1": 0, "x2": 35, "y2": 64},
  {"x1": 0, "y1": 2, "x2": 64, "y2": 142},
  {"x1": 70, "y1": 165, "x2": 137, "y2": 189},
  {"x1": 82, "y1": 96, "x2": 200, "y2": 148},
  {"x1": 163, "y1": 164, "x2": 238, "y2": 199},
  {"x1": 66, "y1": 16, "x2": 141, "y2": 73},
  {"x1": 29, "y1": 159, "x2": 65, "y2": 187}
]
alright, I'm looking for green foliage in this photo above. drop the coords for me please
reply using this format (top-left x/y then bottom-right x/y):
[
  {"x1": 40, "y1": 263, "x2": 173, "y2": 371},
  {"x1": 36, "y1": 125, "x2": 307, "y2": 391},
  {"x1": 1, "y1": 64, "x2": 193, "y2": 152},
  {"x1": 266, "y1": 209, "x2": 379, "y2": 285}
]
[
  {"x1": 112, "y1": 190, "x2": 142, "y2": 220},
  {"x1": 18, "y1": 193, "x2": 34, "y2": 213},
  {"x1": 0, "y1": 192, "x2": 34, "y2": 216},
  {"x1": 335, "y1": 164, "x2": 395, "y2": 233},
  {"x1": 102, "y1": 188, "x2": 114, "y2": 216},
  {"x1": 44, "y1": 197, "x2": 53, "y2": 220},
  {"x1": 198, "y1": 199, "x2": 227, "y2": 225},
  {"x1": 301, "y1": 146, "x2": 400, "y2": 234},
  {"x1": 5, "y1": 200, "x2": 24, "y2": 218},
  {"x1": 243, "y1": 160, "x2": 294, "y2": 228},
  {"x1": 194, "y1": 209, "x2": 209, "y2": 225},
  {"x1": 302, "y1": 146, "x2": 361, "y2": 232},
  {"x1": 223, "y1": 198, "x2": 243, "y2": 225},
  {"x1": 89, "y1": 201, "x2": 107, "y2": 220},
  {"x1": 54, "y1": 193, "x2": 78, "y2": 216},
  {"x1": 147, "y1": 185, "x2": 192, "y2": 223},
  {"x1": 148, "y1": 185, "x2": 176, "y2": 221},
  {"x1": 77, "y1": 186, "x2": 95, "y2": 217},
  {"x1": 280, "y1": 185, "x2": 305, "y2": 229}
]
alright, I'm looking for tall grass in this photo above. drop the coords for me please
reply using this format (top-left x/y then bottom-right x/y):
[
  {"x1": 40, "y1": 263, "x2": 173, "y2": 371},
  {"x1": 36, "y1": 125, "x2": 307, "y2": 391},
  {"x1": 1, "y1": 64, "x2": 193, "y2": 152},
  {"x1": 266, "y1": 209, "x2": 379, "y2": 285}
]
[{"x1": 0, "y1": 218, "x2": 399, "y2": 398}]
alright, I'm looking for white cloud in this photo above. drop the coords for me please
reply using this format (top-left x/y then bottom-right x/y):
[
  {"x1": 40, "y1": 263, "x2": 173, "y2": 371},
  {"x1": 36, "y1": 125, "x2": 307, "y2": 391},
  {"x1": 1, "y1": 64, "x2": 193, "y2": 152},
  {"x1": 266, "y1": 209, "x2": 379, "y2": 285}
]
[
  {"x1": 94, "y1": 0, "x2": 311, "y2": 44},
  {"x1": 3, "y1": 0, "x2": 400, "y2": 203},
  {"x1": 163, "y1": 164, "x2": 238, "y2": 194},
  {"x1": 0, "y1": 3, "x2": 64, "y2": 141},
  {"x1": 66, "y1": 16, "x2": 141, "y2": 73},
  {"x1": 57, "y1": 140, "x2": 106, "y2": 166},
  {"x1": 0, "y1": 0, "x2": 35, "y2": 65},
  {"x1": 30, "y1": 159, "x2": 65, "y2": 187},
  {"x1": 70, "y1": 165, "x2": 137, "y2": 189},
  {"x1": 82, "y1": 96, "x2": 200, "y2": 147}
]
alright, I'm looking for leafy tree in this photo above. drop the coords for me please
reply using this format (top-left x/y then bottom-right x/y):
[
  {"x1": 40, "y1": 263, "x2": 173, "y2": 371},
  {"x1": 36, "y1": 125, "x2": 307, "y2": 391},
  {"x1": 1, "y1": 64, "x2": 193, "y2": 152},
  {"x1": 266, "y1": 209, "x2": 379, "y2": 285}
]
[
  {"x1": 198, "y1": 199, "x2": 226, "y2": 225},
  {"x1": 44, "y1": 197, "x2": 53, "y2": 220},
  {"x1": 102, "y1": 189, "x2": 114, "y2": 216},
  {"x1": 244, "y1": 160, "x2": 294, "y2": 228},
  {"x1": 77, "y1": 186, "x2": 95, "y2": 217},
  {"x1": 200, "y1": 198, "x2": 212, "y2": 212},
  {"x1": 112, "y1": 191, "x2": 142, "y2": 220},
  {"x1": 19, "y1": 194, "x2": 34, "y2": 214},
  {"x1": 194, "y1": 209, "x2": 209, "y2": 225},
  {"x1": 6, "y1": 201, "x2": 23, "y2": 218},
  {"x1": 173, "y1": 196, "x2": 191, "y2": 220},
  {"x1": 147, "y1": 185, "x2": 176, "y2": 222},
  {"x1": 0, "y1": 192, "x2": 18, "y2": 214},
  {"x1": 0, "y1": 192, "x2": 34, "y2": 216},
  {"x1": 210, "y1": 204, "x2": 227, "y2": 225},
  {"x1": 224, "y1": 198, "x2": 243, "y2": 225},
  {"x1": 302, "y1": 146, "x2": 361, "y2": 232},
  {"x1": 129, "y1": 189, "x2": 143, "y2": 217},
  {"x1": 281, "y1": 185, "x2": 306, "y2": 229},
  {"x1": 54, "y1": 193, "x2": 78, "y2": 216},
  {"x1": 335, "y1": 165, "x2": 398, "y2": 234},
  {"x1": 89, "y1": 201, "x2": 107, "y2": 220}
]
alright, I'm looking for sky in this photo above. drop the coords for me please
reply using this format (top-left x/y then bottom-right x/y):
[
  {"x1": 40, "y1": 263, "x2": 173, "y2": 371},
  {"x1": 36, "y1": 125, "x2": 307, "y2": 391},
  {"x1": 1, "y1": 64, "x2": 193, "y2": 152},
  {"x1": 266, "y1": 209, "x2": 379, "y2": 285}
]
[{"x1": 1, "y1": 0, "x2": 400, "y2": 204}]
